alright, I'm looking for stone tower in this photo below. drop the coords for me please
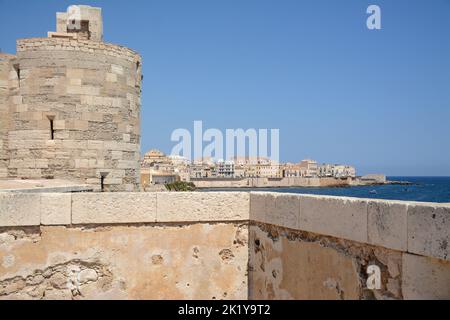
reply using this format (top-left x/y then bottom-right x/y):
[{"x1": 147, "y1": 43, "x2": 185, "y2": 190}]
[{"x1": 0, "y1": 5, "x2": 142, "y2": 191}]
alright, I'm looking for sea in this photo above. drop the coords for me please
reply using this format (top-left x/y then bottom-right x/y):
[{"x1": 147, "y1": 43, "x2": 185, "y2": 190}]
[{"x1": 201, "y1": 177, "x2": 450, "y2": 203}]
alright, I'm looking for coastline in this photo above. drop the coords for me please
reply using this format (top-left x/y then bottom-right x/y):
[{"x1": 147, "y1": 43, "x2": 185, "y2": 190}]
[{"x1": 191, "y1": 176, "x2": 410, "y2": 189}]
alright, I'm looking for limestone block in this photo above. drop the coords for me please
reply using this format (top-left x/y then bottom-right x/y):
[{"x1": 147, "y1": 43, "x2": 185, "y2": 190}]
[
  {"x1": 299, "y1": 195, "x2": 368, "y2": 243},
  {"x1": 157, "y1": 192, "x2": 250, "y2": 222},
  {"x1": 88, "y1": 159, "x2": 104, "y2": 168},
  {"x1": 74, "y1": 159, "x2": 89, "y2": 169},
  {"x1": 81, "y1": 112, "x2": 103, "y2": 122},
  {"x1": 17, "y1": 169, "x2": 42, "y2": 178},
  {"x1": 103, "y1": 178, "x2": 123, "y2": 185},
  {"x1": 117, "y1": 160, "x2": 137, "y2": 169},
  {"x1": 67, "y1": 85, "x2": 100, "y2": 96},
  {"x1": 66, "y1": 86, "x2": 82, "y2": 95},
  {"x1": 11, "y1": 95, "x2": 22, "y2": 104},
  {"x1": 106, "y1": 73, "x2": 117, "y2": 82},
  {"x1": 72, "y1": 193, "x2": 157, "y2": 224},
  {"x1": 14, "y1": 104, "x2": 28, "y2": 112},
  {"x1": 87, "y1": 140, "x2": 104, "y2": 150},
  {"x1": 66, "y1": 120, "x2": 88, "y2": 131},
  {"x1": 111, "y1": 65, "x2": 124, "y2": 75},
  {"x1": 408, "y1": 204, "x2": 450, "y2": 261},
  {"x1": 264, "y1": 193, "x2": 300, "y2": 229},
  {"x1": 53, "y1": 120, "x2": 65, "y2": 130},
  {"x1": 69, "y1": 78, "x2": 82, "y2": 86},
  {"x1": 111, "y1": 151, "x2": 123, "y2": 160},
  {"x1": 0, "y1": 193, "x2": 40, "y2": 226},
  {"x1": 249, "y1": 192, "x2": 270, "y2": 223},
  {"x1": 66, "y1": 68, "x2": 84, "y2": 78},
  {"x1": 368, "y1": 200, "x2": 408, "y2": 251},
  {"x1": 62, "y1": 140, "x2": 87, "y2": 149},
  {"x1": 80, "y1": 95, "x2": 93, "y2": 105},
  {"x1": 402, "y1": 253, "x2": 450, "y2": 299},
  {"x1": 19, "y1": 111, "x2": 42, "y2": 121},
  {"x1": 126, "y1": 77, "x2": 135, "y2": 87},
  {"x1": 40, "y1": 193, "x2": 71, "y2": 225},
  {"x1": 100, "y1": 169, "x2": 125, "y2": 179}
]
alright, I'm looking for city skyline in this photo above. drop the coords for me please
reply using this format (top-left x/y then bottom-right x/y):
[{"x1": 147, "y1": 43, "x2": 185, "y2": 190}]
[{"x1": 1, "y1": 0, "x2": 449, "y2": 176}]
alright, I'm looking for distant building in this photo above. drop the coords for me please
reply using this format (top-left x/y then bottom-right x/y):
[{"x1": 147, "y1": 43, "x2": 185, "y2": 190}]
[
  {"x1": 233, "y1": 157, "x2": 280, "y2": 178},
  {"x1": 299, "y1": 159, "x2": 318, "y2": 177},
  {"x1": 190, "y1": 162, "x2": 214, "y2": 178},
  {"x1": 234, "y1": 165, "x2": 246, "y2": 178},
  {"x1": 141, "y1": 167, "x2": 177, "y2": 188},
  {"x1": 256, "y1": 163, "x2": 281, "y2": 178},
  {"x1": 217, "y1": 160, "x2": 235, "y2": 177},
  {"x1": 141, "y1": 149, "x2": 191, "y2": 186},
  {"x1": 318, "y1": 164, "x2": 356, "y2": 178},
  {"x1": 142, "y1": 149, "x2": 169, "y2": 167},
  {"x1": 333, "y1": 165, "x2": 356, "y2": 178},
  {"x1": 281, "y1": 163, "x2": 303, "y2": 177}
]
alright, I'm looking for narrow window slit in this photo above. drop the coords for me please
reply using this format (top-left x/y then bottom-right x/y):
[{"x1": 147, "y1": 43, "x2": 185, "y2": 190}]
[
  {"x1": 13, "y1": 64, "x2": 20, "y2": 87},
  {"x1": 99, "y1": 172, "x2": 109, "y2": 192},
  {"x1": 46, "y1": 115, "x2": 55, "y2": 140}
]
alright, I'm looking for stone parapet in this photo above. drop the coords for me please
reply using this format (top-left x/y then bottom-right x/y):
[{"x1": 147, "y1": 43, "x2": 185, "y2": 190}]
[
  {"x1": 1, "y1": 191, "x2": 449, "y2": 299},
  {"x1": 250, "y1": 192, "x2": 450, "y2": 262},
  {"x1": 1, "y1": 191, "x2": 448, "y2": 262}
]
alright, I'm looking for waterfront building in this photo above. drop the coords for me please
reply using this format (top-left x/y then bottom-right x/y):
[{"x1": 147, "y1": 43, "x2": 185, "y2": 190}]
[
  {"x1": 217, "y1": 159, "x2": 235, "y2": 177},
  {"x1": 299, "y1": 159, "x2": 318, "y2": 177},
  {"x1": 141, "y1": 149, "x2": 191, "y2": 184},
  {"x1": 318, "y1": 163, "x2": 356, "y2": 178},
  {"x1": 281, "y1": 163, "x2": 303, "y2": 177}
]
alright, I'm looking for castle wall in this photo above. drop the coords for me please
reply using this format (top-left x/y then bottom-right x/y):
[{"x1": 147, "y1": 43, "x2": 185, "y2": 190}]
[
  {"x1": 0, "y1": 192, "x2": 449, "y2": 300},
  {"x1": 5, "y1": 38, "x2": 142, "y2": 191},
  {"x1": 0, "y1": 54, "x2": 17, "y2": 179}
]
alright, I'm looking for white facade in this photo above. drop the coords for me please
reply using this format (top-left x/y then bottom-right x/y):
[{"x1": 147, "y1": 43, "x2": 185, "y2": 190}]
[
  {"x1": 318, "y1": 164, "x2": 356, "y2": 178},
  {"x1": 216, "y1": 160, "x2": 235, "y2": 177}
]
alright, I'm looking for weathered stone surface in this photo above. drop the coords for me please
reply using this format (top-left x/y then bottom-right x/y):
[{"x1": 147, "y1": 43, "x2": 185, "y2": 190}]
[
  {"x1": 78, "y1": 268, "x2": 98, "y2": 284},
  {"x1": 0, "y1": 193, "x2": 40, "y2": 226},
  {"x1": 249, "y1": 192, "x2": 269, "y2": 223},
  {"x1": 40, "y1": 193, "x2": 71, "y2": 225},
  {"x1": 2, "y1": 35, "x2": 142, "y2": 191},
  {"x1": 249, "y1": 224, "x2": 361, "y2": 300},
  {"x1": 402, "y1": 253, "x2": 450, "y2": 299},
  {"x1": 156, "y1": 192, "x2": 249, "y2": 222},
  {"x1": 299, "y1": 195, "x2": 368, "y2": 243},
  {"x1": 408, "y1": 204, "x2": 450, "y2": 261},
  {"x1": 72, "y1": 193, "x2": 156, "y2": 224},
  {"x1": 264, "y1": 193, "x2": 299, "y2": 229},
  {"x1": 368, "y1": 200, "x2": 408, "y2": 251},
  {"x1": 0, "y1": 224, "x2": 248, "y2": 299}
]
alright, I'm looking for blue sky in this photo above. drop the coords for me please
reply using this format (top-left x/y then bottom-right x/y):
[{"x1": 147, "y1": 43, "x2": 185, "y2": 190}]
[{"x1": 1, "y1": 0, "x2": 449, "y2": 175}]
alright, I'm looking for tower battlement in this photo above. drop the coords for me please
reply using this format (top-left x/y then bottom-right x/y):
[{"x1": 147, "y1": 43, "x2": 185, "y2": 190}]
[{"x1": 52, "y1": 5, "x2": 103, "y2": 41}]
